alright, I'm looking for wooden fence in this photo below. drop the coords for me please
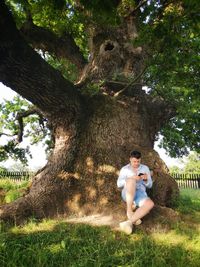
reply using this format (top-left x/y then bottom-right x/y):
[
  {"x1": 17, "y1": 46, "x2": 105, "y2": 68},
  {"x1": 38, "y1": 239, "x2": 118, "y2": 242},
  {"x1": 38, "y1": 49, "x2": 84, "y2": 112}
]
[
  {"x1": 0, "y1": 171, "x2": 200, "y2": 189},
  {"x1": 171, "y1": 173, "x2": 200, "y2": 189},
  {"x1": 0, "y1": 171, "x2": 34, "y2": 182}
]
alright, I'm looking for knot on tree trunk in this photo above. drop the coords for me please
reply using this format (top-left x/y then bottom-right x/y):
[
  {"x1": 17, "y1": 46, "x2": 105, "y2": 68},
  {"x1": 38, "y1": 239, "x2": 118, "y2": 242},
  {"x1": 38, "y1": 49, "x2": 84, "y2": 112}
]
[{"x1": 99, "y1": 40, "x2": 120, "y2": 57}]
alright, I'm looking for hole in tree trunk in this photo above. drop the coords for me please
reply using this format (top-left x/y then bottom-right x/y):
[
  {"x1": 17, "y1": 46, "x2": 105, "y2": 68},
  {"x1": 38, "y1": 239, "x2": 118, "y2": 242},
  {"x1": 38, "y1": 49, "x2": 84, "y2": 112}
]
[{"x1": 105, "y1": 43, "x2": 114, "y2": 51}]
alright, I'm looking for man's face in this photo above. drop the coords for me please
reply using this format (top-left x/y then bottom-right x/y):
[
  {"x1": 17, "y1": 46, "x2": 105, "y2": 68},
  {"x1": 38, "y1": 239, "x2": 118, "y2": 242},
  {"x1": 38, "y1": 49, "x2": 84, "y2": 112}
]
[{"x1": 130, "y1": 157, "x2": 141, "y2": 168}]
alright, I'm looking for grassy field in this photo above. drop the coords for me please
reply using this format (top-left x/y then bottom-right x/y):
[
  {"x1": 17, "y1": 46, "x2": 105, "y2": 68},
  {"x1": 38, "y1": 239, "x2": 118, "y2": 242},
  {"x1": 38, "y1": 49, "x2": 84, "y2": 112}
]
[{"x1": 0, "y1": 181, "x2": 200, "y2": 267}]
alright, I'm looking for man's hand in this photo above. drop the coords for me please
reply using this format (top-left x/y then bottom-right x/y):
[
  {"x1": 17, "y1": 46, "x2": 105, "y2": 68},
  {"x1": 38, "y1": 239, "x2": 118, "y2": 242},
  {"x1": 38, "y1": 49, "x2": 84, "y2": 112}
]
[
  {"x1": 141, "y1": 173, "x2": 148, "y2": 182},
  {"x1": 127, "y1": 175, "x2": 142, "y2": 181}
]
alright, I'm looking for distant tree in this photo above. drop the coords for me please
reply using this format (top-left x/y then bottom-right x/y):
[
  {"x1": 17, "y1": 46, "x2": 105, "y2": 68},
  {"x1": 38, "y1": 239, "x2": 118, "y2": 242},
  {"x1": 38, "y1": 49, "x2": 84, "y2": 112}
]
[
  {"x1": 183, "y1": 152, "x2": 200, "y2": 173},
  {"x1": 0, "y1": 165, "x2": 7, "y2": 172},
  {"x1": 7, "y1": 162, "x2": 30, "y2": 172},
  {"x1": 170, "y1": 152, "x2": 200, "y2": 173},
  {"x1": 169, "y1": 165, "x2": 183, "y2": 174},
  {"x1": 0, "y1": 96, "x2": 51, "y2": 164}
]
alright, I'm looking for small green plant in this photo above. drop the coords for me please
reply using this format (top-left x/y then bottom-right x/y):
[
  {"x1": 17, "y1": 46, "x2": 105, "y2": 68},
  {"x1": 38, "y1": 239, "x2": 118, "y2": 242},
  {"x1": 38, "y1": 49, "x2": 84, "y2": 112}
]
[
  {"x1": 4, "y1": 189, "x2": 22, "y2": 203},
  {"x1": 0, "y1": 179, "x2": 16, "y2": 191},
  {"x1": 82, "y1": 82, "x2": 101, "y2": 96},
  {"x1": 0, "y1": 179, "x2": 29, "y2": 204}
]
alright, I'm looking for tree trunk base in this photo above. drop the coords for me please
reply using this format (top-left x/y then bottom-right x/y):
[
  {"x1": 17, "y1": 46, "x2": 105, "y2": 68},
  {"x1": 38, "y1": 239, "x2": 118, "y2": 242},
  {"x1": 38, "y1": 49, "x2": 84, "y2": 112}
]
[{"x1": 0, "y1": 95, "x2": 179, "y2": 225}]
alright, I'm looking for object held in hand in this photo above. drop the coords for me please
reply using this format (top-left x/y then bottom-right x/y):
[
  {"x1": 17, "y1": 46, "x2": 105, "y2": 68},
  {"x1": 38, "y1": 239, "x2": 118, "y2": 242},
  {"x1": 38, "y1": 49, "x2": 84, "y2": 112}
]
[{"x1": 139, "y1": 173, "x2": 147, "y2": 181}]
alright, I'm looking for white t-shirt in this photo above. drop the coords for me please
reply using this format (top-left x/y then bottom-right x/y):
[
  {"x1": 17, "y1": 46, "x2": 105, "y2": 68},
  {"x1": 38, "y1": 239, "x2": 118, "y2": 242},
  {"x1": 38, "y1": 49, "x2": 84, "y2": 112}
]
[{"x1": 117, "y1": 163, "x2": 152, "y2": 192}]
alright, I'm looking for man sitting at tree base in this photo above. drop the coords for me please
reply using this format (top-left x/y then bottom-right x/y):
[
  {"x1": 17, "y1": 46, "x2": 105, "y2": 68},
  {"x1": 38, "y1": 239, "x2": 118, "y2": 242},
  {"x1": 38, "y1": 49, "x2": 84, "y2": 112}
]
[{"x1": 117, "y1": 150, "x2": 154, "y2": 234}]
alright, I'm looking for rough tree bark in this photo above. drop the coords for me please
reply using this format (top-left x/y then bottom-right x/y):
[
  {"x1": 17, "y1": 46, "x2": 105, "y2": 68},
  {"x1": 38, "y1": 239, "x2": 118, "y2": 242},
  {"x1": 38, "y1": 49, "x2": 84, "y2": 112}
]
[{"x1": 0, "y1": 2, "x2": 179, "y2": 224}]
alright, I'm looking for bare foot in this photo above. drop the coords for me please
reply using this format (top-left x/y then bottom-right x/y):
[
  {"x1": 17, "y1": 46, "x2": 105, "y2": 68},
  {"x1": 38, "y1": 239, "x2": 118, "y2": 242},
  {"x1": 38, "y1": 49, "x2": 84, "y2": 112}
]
[
  {"x1": 134, "y1": 218, "x2": 142, "y2": 225},
  {"x1": 119, "y1": 220, "x2": 133, "y2": 235}
]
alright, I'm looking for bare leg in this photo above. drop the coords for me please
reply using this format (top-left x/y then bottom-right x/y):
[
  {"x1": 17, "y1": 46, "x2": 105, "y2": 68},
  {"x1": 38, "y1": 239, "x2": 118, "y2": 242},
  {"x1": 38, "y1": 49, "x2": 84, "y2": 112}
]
[
  {"x1": 125, "y1": 178, "x2": 136, "y2": 219},
  {"x1": 129, "y1": 199, "x2": 154, "y2": 224}
]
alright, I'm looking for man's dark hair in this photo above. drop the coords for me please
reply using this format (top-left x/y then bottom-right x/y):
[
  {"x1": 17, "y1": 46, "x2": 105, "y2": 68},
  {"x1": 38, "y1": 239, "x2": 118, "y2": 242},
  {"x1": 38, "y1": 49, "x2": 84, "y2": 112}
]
[{"x1": 130, "y1": 150, "x2": 141, "y2": 159}]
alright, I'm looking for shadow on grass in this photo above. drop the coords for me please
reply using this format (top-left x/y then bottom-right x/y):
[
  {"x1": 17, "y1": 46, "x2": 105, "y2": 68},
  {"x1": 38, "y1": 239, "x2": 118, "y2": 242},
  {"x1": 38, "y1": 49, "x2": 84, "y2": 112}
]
[{"x1": 0, "y1": 219, "x2": 200, "y2": 267}]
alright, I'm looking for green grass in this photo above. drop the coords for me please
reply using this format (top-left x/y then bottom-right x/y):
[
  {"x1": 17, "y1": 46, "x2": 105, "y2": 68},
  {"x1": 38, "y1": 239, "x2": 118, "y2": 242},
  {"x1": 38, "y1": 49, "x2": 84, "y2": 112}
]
[
  {"x1": 0, "y1": 179, "x2": 29, "y2": 204},
  {"x1": 0, "y1": 179, "x2": 29, "y2": 191},
  {"x1": 0, "y1": 187, "x2": 200, "y2": 267},
  {"x1": 176, "y1": 188, "x2": 200, "y2": 214}
]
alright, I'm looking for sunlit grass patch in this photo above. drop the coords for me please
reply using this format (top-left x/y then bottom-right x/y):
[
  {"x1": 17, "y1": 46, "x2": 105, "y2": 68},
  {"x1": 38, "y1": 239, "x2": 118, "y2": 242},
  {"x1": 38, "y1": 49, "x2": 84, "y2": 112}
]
[
  {"x1": 10, "y1": 218, "x2": 58, "y2": 235},
  {"x1": 151, "y1": 230, "x2": 187, "y2": 246},
  {"x1": 151, "y1": 227, "x2": 200, "y2": 250},
  {"x1": 176, "y1": 188, "x2": 200, "y2": 214}
]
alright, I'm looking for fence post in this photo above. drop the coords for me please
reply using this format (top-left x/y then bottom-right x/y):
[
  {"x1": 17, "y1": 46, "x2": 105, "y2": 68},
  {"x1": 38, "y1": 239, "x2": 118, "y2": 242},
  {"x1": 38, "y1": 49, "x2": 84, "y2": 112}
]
[
  {"x1": 0, "y1": 171, "x2": 34, "y2": 182},
  {"x1": 171, "y1": 173, "x2": 200, "y2": 189}
]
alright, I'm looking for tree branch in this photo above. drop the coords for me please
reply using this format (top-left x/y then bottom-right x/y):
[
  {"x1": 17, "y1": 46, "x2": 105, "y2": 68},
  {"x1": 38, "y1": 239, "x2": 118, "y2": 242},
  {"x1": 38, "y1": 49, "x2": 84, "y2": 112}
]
[
  {"x1": 113, "y1": 66, "x2": 148, "y2": 97},
  {"x1": 15, "y1": 107, "x2": 44, "y2": 143},
  {"x1": 0, "y1": 132, "x2": 16, "y2": 138},
  {"x1": 0, "y1": 2, "x2": 81, "y2": 116},
  {"x1": 20, "y1": 21, "x2": 87, "y2": 72},
  {"x1": 19, "y1": 0, "x2": 87, "y2": 71},
  {"x1": 125, "y1": 0, "x2": 148, "y2": 18}
]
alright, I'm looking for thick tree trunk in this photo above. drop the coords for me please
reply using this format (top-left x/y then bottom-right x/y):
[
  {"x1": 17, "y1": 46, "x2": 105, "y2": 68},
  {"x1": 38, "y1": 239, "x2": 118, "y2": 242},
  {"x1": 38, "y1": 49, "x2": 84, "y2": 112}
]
[
  {"x1": 0, "y1": 2, "x2": 179, "y2": 224},
  {"x1": 0, "y1": 94, "x2": 179, "y2": 224},
  {"x1": 72, "y1": 95, "x2": 179, "y2": 212}
]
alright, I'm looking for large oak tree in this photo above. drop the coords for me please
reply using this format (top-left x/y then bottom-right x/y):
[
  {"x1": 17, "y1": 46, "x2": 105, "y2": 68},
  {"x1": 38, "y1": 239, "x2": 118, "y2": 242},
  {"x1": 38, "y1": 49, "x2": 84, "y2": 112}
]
[{"x1": 0, "y1": 0, "x2": 199, "y2": 223}]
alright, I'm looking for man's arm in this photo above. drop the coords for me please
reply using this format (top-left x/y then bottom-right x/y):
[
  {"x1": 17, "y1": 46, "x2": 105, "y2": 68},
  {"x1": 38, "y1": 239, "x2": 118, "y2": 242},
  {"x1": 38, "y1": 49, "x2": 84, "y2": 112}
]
[{"x1": 117, "y1": 168, "x2": 127, "y2": 188}]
